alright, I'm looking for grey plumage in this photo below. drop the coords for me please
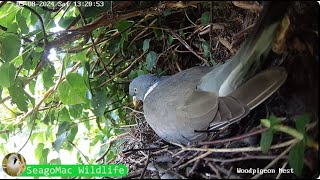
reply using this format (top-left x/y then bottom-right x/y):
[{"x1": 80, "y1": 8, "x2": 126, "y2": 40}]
[{"x1": 129, "y1": 2, "x2": 290, "y2": 145}]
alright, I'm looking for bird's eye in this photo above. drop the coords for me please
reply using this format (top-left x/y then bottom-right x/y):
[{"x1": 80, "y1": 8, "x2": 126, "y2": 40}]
[{"x1": 134, "y1": 88, "x2": 137, "y2": 92}]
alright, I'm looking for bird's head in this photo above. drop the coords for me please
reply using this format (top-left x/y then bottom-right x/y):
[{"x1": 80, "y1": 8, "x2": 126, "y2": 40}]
[{"x1": 129, "y1": 74, "x2": 160, "y2": 102}]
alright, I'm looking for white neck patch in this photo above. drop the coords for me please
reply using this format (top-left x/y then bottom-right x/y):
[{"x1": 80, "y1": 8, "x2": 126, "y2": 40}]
[{"x1": 144, "y1": 82, "x2": 159, "y2": 100}]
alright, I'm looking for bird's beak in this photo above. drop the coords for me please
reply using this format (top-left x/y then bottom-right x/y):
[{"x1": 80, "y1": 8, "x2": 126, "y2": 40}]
[{"x1": 132, "y1": 96, "x2": 142, "y2": 108}]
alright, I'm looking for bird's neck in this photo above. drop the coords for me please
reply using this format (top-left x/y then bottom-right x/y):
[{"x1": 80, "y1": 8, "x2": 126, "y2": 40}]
[
  {"x1": 143, "y1": 75, "x2": 169, "y2": 101},
  {"x1": 144, "y1": 81, "x2": 159, "y2": 101}
]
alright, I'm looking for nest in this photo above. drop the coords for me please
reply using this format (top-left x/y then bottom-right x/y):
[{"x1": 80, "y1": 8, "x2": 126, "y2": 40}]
[
  {"x1": 98, "y1": 1, "x2": 318, "y2": 179},
  {"x1": 112, "y1": 91, "x2": 318, "y2": 179}
]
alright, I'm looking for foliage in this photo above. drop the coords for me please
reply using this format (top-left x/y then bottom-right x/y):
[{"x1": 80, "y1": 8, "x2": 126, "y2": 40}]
[
  {"x1": 0, "y1": 1, "x2": 219, "y2": 169},
  {"x1": 260, "y1": 114, "x2": 314, "y2": 176}
]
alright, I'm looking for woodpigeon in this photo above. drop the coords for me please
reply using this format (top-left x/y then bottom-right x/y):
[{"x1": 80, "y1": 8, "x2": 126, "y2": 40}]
[{"x1": 129, "y1": 2, "x2": 290, "y2": 145}]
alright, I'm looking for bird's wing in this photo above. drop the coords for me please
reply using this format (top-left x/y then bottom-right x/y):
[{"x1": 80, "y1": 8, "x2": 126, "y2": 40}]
[{"x1": 209, "y1": 96, "x2": 250, "y2": 130}]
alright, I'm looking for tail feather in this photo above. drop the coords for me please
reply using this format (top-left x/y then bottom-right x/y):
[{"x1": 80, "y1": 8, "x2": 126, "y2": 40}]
[
  {"x1": 198, "y1": 2, "x2": 290, "y2": 96},
  {"x1": 229, "y1": 67, "x2": 287, "y2": 109}
]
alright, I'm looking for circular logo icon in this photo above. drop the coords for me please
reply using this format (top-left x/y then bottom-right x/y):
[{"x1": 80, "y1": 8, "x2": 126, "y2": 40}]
[{"x1": 2, "y1": 152, "x2": 26, "y2": 176}]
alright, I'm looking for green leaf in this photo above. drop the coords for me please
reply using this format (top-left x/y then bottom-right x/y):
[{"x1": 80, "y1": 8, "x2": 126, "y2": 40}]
[
  {"x1": 42, "y1": 64, "x2": 56, "y2": 89},
  {"x1": 57, "y1": 121, "x2": 70, "y2": 136},
  {"x1": 28, "y1": 79, "x2": 36, "y2": 95},
  {"x1": 8, "y1": 81, "x2": 31, "y2": 112},
  {"x1": 0, "y1": 63, "x2": 16, "y2": 88},
  {"x1": 163, "y1": 9, "x2": 172, "y2": 16},
  {"x1": 39, "y1": 148, "x2": 49, "y2": 164},
  {"x1": 12, "y1": 55, "x2": 23, "y2": 67},
  {"x1": 153, "y1": 29, "x2": 162, "y2": 39},
  {"x1": 58, "y1": 107, "x2": 71, "y2": 122},
  {"x1": 67, "y1": 126, "x2": 78, "y2": 142},
  {"x1": 167, "y1": 34, "x2": 174, "y2": 46},
  {"x1": 49, "y1": 158, "x2": 61, "y2": 165},
  {"x1": 269, "y1": 115, "x2": 281, "y2": 126},
  {"x1": 116, "y1": 20, "x2": 132, "y2": 34},
  {"x1": 295, "y1": 113, "x2": 311, "y2": 133},
  {"x1": 201, "y1": 40, "x2": 210, "y2": 59},
  {"x1": 143, "y1": 39, "x2": 151, "y2": 52},
  {"x1": 91, "y1": 90, "x2": 107, "y2": 117},
  {"x1": 0, "y1": 4, "x2": 19, "y2": 28},
  {"x1": 288, "y1": 141, "x2": 305, "y2": 176},
  {"x1": 0, "y1": 31, "x2": 21, "y2": 62},
  {"x1": 201, "y1": 11, "x2": 210, "y2": 24},
  {"x1": 35, "y1": 143, "x2": 45, "y2": 161},
  {"x1": 16, "y1": 10, "x2": 29, "y2": 34},
  {"x1": 69, "y1": 104, "x2": 83, "y2": 119},
  {"x1": 58, "y1": 73, "x2": 88, "y2": 105},
  {"x1": 260, "y1": 130, "x2": 273, "y2": 154},
  {"x1": 52, "y1": 131, "x2": 68, "y2": 152},
  {"x1": 7, "y1": 22, "x2": 18, "y2": 33},
  {"x1": 146, "y1": 51, "x2": 158, "y2": 71},
  {"x1": 58, "y1": 17, "x2": 75, "y2": 29}
]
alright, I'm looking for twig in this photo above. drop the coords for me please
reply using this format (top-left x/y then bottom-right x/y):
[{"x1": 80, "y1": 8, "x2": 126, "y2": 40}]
[
  {"x1": 232, "y1": 1, "x2": 263, "y2": 11},
  {"x1": 178, "y1": 151, "x2": 212, "y2": 169},
  {"x1": 204, "y1": 155, "x2": 288, "y2": 164},
  {"x1": 197, "y1": 128, "x2": 267, "y2": 146},
  {"x1": 68, "y1": 141, "x2": 90, "y2": 164},
  {"x1": 173, "y1": 139, "x2": 299, "y2": 156},
  {"x1": 140, "y1": 150, "x2": 151, "y2": 179},
  {"x1": 166, "y1": 29, "x2": 210, "y2": 66},
  {"x1": 186, "y1": 159, "x2": 200, "y2": 177},
  {"x1": 276, "y1": 162, "x2": 288, "y2": 179},
  {"x1": 251, "y1": 142, "x2": 297, "y2": 179},
  {"x1": 97, "y1": 50, "x2": 147, "y2": 88},
  {"x1": 95, "y1": 132, "x2": 130, "y2": 163},
  {"x1": 17, "y1": 62, "x2": 81, "y2": 123},
  {"x1": 207, "y1": 162, "x2": 222, "y2": 179}
]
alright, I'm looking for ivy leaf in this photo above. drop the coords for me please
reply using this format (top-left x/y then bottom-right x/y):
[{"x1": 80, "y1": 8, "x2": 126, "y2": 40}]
[
  {"x1": 0, "y1": 31, "x2": 21, "y2": 62},
  {"x1": 35, "y1": 143, "x2": 45, "y2": 161},
  {"x1": 52, "y1": 131, "x2": 68, "y2": 152},
  {"x1": 42, "y1": 64, "x2": 56, "y2": 89},
  {"x1": 91, "y1": 90, "x2": 107, "y2": 117},
  {"x1": 16, "y1": 10, "x2": 29, "y2": 34},
  {"x1": 201, "y1": 40, "x2": 210, "y2": 59},
  {"x1": 39, "y1": 148, "x2": 49, "y2": 164},
  {"x1": 57, "y1": 121, "x2": 70, "y2": 136},
  {"x1": 69, "y1": 104, "x2": 83, "y2": 119},
  {"x1": 295, "y1": 113, "x2": 310, "y2": 133},
  {"x1": 143, "y1": 39, "x2": 151, "y2": 52},
  {"x1": 201, "y1": 11, "x2": 210, "y2": 24},
  {"x1": 260, "y1": 129, "x2": 273, "y2": 154},
  {"x1": 49, "y1": 158, "x2": 61, "y2": 165},
  {"x1": 0, "y1": 63, "x2": 16, "y2": 88},
  {"x1": 288, "y1": 141, "x2": 305, "y2": 176},
  {"x1": 67, "y1": 126, "x2": 78, "y2": 142},
  {"x1": 146, "y1": 51, "x2": 158, "y2": 71},
  {"x1": 58, "y1": 73, "x2": 88, "y2": 105},
  {"x1": 8, "y1": 81, "x2": 32, "y2": 112},
  {"x1": 58, "y1": 107, "x2": 71, "y2": 122},
  {"x1": 116, "y1": 20, "x2": 132, "y2": 34},
  {"x1": 167, "y1": 34, "x2": 174, "y2": 46}
]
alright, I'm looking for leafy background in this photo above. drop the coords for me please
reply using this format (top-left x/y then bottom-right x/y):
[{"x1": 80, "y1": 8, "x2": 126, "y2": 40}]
[{"x1": 0, "y1": 1, "x2": 318, "y2": 179}]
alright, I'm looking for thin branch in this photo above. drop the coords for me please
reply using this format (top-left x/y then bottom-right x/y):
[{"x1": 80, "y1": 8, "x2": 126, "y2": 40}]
[
  {"x1": 139, "y1": 150, "x2": 150, "y2": 179},
  {"x1": 17, "y1": 62, "x2": 82, "y2": 123},
  {"x1": 166, "y1": 28, "x2": 210, "y2": 66},
  {"x1": 68, "y1": 141, "x2": 90, "y2": 164},
  {"x1": 173, "y1": 139, "x2": 299, "y2": 156},
  {"x1": 95, "y1": 132, "x2": 130, "y2": 163},
  {"x1": 251, "y1": 142, "x2": 296, "y2": 179},
  {"x1": 197, "y1": 128, "x2": 267, "y2": 146},
  {"x1": 97, "y1": 50, "x2": 147, "y2": 88}
]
